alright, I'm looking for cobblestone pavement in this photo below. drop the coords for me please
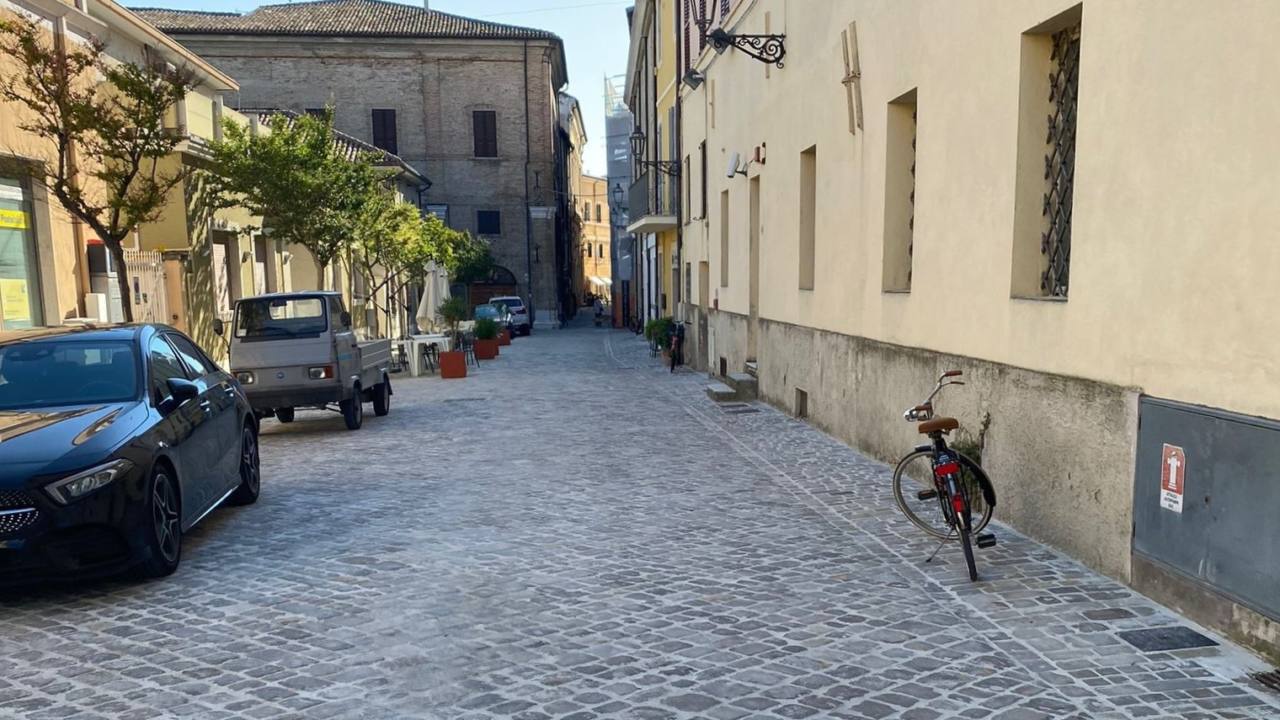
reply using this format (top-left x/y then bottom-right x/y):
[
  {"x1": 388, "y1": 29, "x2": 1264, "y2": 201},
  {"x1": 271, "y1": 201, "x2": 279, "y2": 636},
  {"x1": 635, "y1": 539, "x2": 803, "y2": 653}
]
[{"x1": 1, "y1": 321, "x2": 1277, "y2": 720}]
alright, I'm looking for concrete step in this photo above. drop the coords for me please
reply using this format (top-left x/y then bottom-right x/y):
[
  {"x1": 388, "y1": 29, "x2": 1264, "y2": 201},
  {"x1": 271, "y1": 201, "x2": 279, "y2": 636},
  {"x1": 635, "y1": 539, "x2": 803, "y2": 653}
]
[
  {"x1": 744, "y1": 360, "x2": 758, "y2": 378},
  {"x1": 705, "y1": 381, "x2": 737, "y2": 403},
  {"x1": 725, "y1": 372, "x2": 758, "y2": 400}
]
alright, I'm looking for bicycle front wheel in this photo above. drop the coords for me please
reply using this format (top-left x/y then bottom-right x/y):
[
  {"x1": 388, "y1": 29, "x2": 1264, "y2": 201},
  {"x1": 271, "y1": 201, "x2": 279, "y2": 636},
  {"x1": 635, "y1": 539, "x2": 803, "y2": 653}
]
[{"x1": 892, "y1": 450, "x2": 993, "y2": 540}]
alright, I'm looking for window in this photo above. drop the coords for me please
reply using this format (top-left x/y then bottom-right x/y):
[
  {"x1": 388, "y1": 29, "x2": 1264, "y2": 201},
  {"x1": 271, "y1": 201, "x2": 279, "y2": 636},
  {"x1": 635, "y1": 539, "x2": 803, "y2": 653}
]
[
  {"x1": 684, "y1": 155, "x2": 692, "y2": 220},
  {"x1": 167, "y1": 334, "x2": 217, "y2": 377},
  {"x1": 595, "y1": 204, "x2": 602, "y2": 223},
  {"x1": 585, "y1": 244, "x2": 592, "y2": 258},
  {"x1": 598, "y1": 243, "x2": 604, "y2": 258},
  {"x1": 883, "y1": 89, "x2": 917, "y2": 292},
  {"x1": 583, "y1": 200, "x2": 591, "y2": 218},
  {"x1": 371, "y1": 109, "x2": 397, "y2": 155},
  {"x1": 0, "y1": 340, "x2": 137, "y2": 409},
  {"x1": 799, "y1": 145, "x2": 817, "y2": 291},
  {"x1": 477, "y1": 210, "x2": 501, "y2": 236},
  {"x1": 148, "y1": 336, "x2": 187, "y2": 403},
  {"x1": 425, "y1": 205, "x2": 449, "y2": 225},
  {"x1": 473, "y1": 110, "x2": 498, "y2": 158},
  {"x1": 719, "y1": 190, "x2": 729, "y2": 287},
  {"x1": 699, "y1": 141, "x2": 707, "y2": 219},
  {"x1": 1013, "y1": 6, "x2": 1081, "y2": 298},
  {"x1": 236, "y1": 296, "x2": 327, "y2": 339},
  {"x1": 0, "y1": 178, "x2": 42, "y2": 330},
  {"x1": 329, "y1": 297, "x2": 350, "y2": 329}
]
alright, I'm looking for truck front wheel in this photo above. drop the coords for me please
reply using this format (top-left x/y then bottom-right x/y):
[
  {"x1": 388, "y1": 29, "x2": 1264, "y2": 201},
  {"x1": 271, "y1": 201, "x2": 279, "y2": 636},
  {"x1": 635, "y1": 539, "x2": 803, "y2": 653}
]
[
  {"x1": 373, "y1": 377, "x2": 391, "y2": 417},
  {"x1": 340, "y1": 385, "x2": 363, "y2": 430}
]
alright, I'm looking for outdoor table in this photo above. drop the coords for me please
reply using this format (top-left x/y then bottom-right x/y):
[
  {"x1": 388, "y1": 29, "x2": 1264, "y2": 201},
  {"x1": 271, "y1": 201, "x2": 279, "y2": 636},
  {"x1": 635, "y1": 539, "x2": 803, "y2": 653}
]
[{"x1": 400, "y1": 334, "x2": 452, "y2": 377}]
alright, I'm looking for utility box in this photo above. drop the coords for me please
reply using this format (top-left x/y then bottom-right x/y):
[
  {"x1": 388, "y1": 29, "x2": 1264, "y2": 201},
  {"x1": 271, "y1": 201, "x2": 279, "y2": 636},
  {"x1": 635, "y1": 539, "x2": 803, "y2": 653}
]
[{"x1": 1133, "y1": 396, "x2": 1280, "y2": 622}]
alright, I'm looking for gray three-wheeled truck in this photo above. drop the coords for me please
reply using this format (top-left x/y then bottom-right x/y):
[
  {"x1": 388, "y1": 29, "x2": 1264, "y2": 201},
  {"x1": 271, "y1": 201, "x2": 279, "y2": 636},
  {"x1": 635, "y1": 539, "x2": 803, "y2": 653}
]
[{"x1": 216, "y1": 291, "x2": 391, "y2": 430}]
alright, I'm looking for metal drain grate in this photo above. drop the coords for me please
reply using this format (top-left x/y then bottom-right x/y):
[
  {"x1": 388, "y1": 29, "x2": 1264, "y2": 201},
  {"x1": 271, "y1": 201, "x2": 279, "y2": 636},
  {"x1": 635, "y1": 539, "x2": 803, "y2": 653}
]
[
  {"x1": 1251, "y1": 670, "x2": 1280, "y2": 693},
  {"x1": 1118, "y1": 626, "x2": 1218, "y2": 652}
]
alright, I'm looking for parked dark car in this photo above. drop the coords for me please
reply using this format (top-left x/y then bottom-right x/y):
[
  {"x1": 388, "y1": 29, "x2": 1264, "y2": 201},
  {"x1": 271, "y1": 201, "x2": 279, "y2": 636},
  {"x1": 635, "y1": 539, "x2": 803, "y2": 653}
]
[{"x1": 0, "y1": 324, "x2": 259, "y2": 582}]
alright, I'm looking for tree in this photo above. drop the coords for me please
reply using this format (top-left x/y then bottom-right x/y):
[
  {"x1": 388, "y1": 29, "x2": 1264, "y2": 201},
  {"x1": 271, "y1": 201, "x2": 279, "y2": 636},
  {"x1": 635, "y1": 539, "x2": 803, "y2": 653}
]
[
  {"x1": 0, "y1": 14, "x2": 196, "y2": 321},
  {"x1": 208, "y1": 110, "x2": 377, "y2": 284},
  {"x1": 449, "y1": 231, "x2": 495, "y2": 285}
]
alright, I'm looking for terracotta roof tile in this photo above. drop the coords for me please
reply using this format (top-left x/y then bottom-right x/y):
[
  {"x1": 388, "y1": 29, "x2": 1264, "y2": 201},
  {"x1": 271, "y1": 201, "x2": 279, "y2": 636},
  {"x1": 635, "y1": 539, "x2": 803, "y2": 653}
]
[{"x1": 131, "y1": 0, "x2": 558, "y2": 40}]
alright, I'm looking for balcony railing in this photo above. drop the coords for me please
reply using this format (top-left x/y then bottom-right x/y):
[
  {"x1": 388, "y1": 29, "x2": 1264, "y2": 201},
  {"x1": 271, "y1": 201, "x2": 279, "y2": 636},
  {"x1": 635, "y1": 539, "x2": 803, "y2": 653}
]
[{"x1": 627, "y1": 170, "x2": 678, "y2": 233}]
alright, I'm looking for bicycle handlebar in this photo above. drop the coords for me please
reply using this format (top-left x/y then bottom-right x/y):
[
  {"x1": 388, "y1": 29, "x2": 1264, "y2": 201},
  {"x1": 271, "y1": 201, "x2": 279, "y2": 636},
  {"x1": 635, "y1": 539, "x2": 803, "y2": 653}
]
[{"x1": 903, "y1": 371, "x2": 966, "y2": 421}]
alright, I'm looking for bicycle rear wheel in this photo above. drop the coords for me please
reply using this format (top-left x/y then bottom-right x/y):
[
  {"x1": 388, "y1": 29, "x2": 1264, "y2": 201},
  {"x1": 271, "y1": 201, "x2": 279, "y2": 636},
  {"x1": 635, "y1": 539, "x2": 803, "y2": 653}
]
[{"x1": 892, "y1": 450, "x2": 993, "y2": 540}]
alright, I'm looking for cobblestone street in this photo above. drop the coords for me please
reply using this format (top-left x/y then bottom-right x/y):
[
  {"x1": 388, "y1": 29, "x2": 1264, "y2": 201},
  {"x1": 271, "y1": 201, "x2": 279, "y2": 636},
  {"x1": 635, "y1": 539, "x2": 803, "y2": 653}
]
[{"x1": 1, "y1": 323, "x2": 1277, "y2": 719}]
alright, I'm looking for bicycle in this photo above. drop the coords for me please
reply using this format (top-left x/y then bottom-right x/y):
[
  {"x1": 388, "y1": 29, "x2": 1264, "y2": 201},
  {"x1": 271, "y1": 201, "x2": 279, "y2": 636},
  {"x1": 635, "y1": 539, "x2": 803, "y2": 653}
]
[{"x1": 893, "y1": 370, "x2": 998, "y2": 581}]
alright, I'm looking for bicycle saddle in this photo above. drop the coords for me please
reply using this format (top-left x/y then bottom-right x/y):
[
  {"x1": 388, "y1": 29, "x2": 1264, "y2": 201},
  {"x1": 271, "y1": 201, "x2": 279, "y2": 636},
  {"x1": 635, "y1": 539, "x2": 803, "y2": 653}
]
[{"x1": 918, "y1": 417, "x2": 959, "y2": 434}]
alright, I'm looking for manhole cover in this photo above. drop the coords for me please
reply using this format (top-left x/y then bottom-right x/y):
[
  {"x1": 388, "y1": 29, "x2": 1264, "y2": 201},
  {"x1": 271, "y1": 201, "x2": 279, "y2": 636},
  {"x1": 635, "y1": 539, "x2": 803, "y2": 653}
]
[
  {"x1": 1118, "y1": 626, "x2": 1218, "y2": 652},
  {"x1": 1251, "y1": 670, "x2": 1280, "y2": 693}
]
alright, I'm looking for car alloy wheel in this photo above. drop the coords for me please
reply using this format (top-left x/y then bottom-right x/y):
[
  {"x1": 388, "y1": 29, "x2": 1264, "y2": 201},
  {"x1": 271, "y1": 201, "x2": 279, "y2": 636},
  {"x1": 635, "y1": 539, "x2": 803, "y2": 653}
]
[
  {"x1": 152, "y1": 472, "x2": 181, "y2": 565},
  {"x1": 231, "y1": 426, "x2": 261, "y2": 505}
]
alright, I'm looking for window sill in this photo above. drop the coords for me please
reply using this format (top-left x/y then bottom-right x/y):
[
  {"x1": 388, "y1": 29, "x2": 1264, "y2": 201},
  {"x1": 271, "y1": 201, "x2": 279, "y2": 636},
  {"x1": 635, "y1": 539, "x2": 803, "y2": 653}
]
[
  {"x1": 472, "y1": 156, "x2": 502, "y2": 161},
  {"x1": 1011, "y1": 294, "x2": 1068, "y2": 304},
  {"x1": 882, "y1": 288, "x2": 911, "y2": 295}
]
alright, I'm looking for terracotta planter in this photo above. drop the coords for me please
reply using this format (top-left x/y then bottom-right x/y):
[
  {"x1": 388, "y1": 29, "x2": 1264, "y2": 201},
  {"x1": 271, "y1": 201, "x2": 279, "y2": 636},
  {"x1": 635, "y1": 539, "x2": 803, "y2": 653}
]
[
  {"x1": 498, "y1": 329, "x2": 512, "y2": 346},
  {"x1": 474, "y1": 338, "x2": 499, "y2": 360},
  {"x1": 439, "y1": 350, "x2": 467, "y2": 378}
]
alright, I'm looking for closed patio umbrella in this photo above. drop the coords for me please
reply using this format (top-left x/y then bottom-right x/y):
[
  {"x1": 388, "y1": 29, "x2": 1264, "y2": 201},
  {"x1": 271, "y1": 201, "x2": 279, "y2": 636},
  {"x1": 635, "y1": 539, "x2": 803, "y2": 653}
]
[{"x1": 415, "y1": 261, "x2": 451, "y2": 333}]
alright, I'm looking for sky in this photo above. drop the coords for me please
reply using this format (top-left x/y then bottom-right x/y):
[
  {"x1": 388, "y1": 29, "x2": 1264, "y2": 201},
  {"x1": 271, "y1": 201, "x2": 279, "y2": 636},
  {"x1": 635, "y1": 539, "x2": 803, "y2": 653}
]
[{"x1": 139, "y1": 0, "x2": 633, "y2": 175}]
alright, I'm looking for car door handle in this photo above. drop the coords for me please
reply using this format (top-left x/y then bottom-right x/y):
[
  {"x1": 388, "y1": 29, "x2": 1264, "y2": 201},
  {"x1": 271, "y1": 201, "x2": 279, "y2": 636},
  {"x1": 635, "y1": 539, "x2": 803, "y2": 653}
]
[
  {"x1": 223, "y1": 386, "x2": 236, "y2": 398},
  {"x1": 199, "y1": 400, "x2": 213, "y2": 414}
]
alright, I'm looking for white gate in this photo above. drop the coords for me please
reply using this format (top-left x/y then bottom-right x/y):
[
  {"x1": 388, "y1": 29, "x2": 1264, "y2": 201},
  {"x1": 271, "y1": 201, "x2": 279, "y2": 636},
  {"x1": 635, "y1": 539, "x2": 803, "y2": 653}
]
[{"x1": 123, "y1": 249, "x2": 168, "y2": 324}]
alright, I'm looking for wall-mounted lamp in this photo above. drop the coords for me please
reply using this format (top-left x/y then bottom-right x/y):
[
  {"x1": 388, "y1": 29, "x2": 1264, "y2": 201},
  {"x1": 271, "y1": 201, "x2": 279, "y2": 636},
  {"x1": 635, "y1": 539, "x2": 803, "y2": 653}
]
[
  {"x1": 706, "y1": 27, "x2": 786, "y2": 68},
  {"x1": 682, "y1": 69, "x2": 705, "y2": 90},
  {"x1": 629, "y1": 129, "x2": 680, "y2": 177},
  {"x1": 612, "y1": 183, "x2": 624, "y2": 206}
]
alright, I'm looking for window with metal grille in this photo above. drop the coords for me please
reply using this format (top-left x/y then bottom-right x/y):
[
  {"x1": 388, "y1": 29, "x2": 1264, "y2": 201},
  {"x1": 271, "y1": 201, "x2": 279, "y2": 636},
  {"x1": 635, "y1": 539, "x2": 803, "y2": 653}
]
[
  {"x1": 477, "y1": 210, "x2": 501, "y2": 236},
  {"x1": 473, "y1": 111, "x2": 498, "y2": 158},
  {"x1": 371, "y1": 109, "x2": 397, "y2": 155},
  {"x1": 883, "y1": 88, "x2": 917, "y2": 292},
  {"x1": 1041, "y1": 22, "x2": 1080, "y2": 297},
  {"x1": 1013, "y1": 7, "x2": 1081, "y2": 299}
]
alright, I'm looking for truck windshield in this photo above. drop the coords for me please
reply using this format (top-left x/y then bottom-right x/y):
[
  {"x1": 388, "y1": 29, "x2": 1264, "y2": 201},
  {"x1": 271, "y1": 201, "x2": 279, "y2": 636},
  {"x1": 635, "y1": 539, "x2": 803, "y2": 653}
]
[
  {"x1": 235, "y1": 297, "x2": 328, "y2": 339},
  {"x1": 0, "y1": 340, "x2": 138, "y2": 409}
]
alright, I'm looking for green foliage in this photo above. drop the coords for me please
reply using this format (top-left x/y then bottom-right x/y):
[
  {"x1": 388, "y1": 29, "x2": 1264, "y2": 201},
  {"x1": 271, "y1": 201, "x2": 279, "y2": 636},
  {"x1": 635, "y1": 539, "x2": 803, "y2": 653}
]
[
  {"x1": 473, "y1": 317, "x2": 499, "y2": 340},
  {"x1": 207, "y1": 110, "x2": 379, "y2": 272},
  {"x1": 449, "y1": 232, "x2": 495, "y2": 285},
  {"x1": 644, "y1": 317, "x2": 676, "y2": 349},
  {"x1": 437, "y1": 296, "x2": 468, "y2": 328},
  {"x1": 0, "y1": 14, "x2": 196, "y2": 321}
]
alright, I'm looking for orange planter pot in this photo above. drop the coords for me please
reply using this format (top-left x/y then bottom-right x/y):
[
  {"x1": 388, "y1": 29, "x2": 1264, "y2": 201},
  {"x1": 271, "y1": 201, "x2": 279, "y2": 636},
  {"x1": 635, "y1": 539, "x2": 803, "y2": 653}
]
[
  {"x1": 439, "y1": 350, "x2": 467, "y2": 378},
  {"x1": 498, "y1": 329, "x2": 512, "y2": 346},
  {"x1": 474, "y1": 338, "x2": 499, "y2": 360}
]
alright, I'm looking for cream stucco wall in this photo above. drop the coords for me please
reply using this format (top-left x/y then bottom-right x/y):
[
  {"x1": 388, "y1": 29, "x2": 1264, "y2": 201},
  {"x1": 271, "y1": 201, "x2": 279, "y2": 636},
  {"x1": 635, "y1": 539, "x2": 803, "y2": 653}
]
[{"x1": 687, "y1": 0, "x2": 1280, "y2": 422}]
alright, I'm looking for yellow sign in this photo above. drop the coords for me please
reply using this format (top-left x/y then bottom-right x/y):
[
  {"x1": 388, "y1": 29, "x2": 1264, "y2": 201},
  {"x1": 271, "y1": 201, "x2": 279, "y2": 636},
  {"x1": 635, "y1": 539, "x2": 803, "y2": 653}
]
[
  {"x1": 0, "y1": 209, "x2": 28, "y2": 230},
  {"x1": 0, "y1": 278, "x2": 31, "y2": 324}
]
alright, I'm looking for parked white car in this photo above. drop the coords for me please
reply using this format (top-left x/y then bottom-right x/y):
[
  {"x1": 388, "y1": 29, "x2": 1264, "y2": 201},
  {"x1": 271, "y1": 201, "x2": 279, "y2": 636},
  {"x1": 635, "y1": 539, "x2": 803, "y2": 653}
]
[{"x1": 488, "y1": 295, "x2": 531, "y2": 336}]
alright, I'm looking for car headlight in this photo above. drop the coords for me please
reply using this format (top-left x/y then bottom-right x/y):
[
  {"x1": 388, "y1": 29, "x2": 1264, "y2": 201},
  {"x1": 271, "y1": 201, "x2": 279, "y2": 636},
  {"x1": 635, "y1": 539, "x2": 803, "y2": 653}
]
[
  {"x1": 236, "y1": 371, "x2": 255, "y2": 385},
  {"x1": 45, "y1": 459, "x2": 135, "y2": 505}
]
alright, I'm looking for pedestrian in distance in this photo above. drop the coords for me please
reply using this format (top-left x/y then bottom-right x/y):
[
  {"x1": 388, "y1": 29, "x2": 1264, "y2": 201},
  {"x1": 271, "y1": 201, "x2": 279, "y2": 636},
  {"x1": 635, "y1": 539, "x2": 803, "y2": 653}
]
[{"x1": 669, "y1": 321, "x2": 685, "y2": 373}]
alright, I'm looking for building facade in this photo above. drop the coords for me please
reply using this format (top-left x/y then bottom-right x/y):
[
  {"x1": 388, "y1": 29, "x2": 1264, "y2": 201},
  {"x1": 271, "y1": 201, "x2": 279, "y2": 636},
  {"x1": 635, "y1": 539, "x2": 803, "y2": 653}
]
[
  {"x1": 604, "y1": 73, "x2": 634, "y2": 328},
  {"x1": 136, "y1": 0, "x2": 570, "y2": 325},
  {"x1": 678, "y1": 0, "x2": 1280, "y2": 659},
  {"x1": 625, "y1": 0, "x2": 680, "y2": 328},
  {"x1": 0, "y1": 0, "x2": 244, "y2": 334},
  {"x1": 580, "y1": 175, "x2": 612, "y2": 302}
]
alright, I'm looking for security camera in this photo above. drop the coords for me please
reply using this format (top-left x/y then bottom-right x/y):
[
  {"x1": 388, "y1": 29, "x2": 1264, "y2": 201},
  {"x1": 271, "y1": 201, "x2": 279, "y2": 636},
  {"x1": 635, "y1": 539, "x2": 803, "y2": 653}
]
[
  {"x1": 682, "y1": 69, "x2": 705, "y2": 90},
  {"x1": 726, "y1": 152, "x2": 747, "y2": 178}
]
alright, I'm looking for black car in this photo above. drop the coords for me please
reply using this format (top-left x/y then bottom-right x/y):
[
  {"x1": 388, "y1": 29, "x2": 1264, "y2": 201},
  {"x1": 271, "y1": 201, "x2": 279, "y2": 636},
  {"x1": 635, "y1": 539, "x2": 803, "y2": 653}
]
[{"x1": 0, "y1": 324, "x2": 260, "y2": 582}]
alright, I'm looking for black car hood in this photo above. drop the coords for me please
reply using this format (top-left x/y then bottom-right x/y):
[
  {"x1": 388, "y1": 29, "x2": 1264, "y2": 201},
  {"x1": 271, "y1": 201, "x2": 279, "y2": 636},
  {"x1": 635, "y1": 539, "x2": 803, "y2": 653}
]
[{"x1": 0, "y1": 403, "x2": 148, "y2": 487}]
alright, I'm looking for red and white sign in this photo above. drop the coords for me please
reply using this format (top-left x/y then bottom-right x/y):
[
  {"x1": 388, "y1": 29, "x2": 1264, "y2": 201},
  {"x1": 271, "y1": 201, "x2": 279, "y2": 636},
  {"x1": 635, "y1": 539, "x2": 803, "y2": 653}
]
[{"x1": 1160, "y1": 443, "x2": 1186, "y2": 513}]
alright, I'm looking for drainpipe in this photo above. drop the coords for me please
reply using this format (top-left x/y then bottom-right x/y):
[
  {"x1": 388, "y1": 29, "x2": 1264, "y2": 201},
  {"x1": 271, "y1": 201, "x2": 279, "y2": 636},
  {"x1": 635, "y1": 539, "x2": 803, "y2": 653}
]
[
  {"x1": 674, "y1": 0, "x2": 684, "y2": 325},
  {"x1": 522, "y1": 40, "x2": 535, "y2": 323}
]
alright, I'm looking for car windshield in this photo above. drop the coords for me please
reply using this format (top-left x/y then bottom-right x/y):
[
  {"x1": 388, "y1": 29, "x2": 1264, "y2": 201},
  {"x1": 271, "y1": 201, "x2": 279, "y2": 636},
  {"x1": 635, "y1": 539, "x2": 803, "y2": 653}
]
[
  {"x1": 236, "y1": 297, "x2": 327, "y2": 338},
  {"x1": 0, "y1": 340, "x2": 139, "y2": 409},
  {"x1": 495, "y1": 298, "x2": 524, "y2": 311},
  {"x1": 474, "y1": 305, "x2": 505, "y2": 319}
]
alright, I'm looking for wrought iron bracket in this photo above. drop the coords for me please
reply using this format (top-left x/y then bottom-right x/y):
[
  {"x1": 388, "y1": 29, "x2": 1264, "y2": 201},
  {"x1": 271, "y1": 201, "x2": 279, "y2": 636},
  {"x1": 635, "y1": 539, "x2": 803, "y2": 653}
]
[
  {"x1": 636, "y1": 159, "x2": 681, "y2": 177},
  {"x1": 708, "y1": 30, "x2": 786, "y2": 68}
]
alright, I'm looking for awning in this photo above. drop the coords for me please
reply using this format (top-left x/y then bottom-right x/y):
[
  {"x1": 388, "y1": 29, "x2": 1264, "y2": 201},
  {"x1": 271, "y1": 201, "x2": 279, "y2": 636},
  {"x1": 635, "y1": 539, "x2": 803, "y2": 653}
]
[{"x1": 589, "y1": 276, "x2": 613, "y2": 288}]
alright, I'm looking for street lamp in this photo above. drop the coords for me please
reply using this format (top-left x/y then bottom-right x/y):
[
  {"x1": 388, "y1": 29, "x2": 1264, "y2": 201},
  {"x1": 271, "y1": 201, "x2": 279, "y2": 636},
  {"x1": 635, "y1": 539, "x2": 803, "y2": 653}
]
[
  {"x1": 612, "y1": 183, "x2": 624, "y2": 206},
  {"x1": 628, "y1": 129, "x2": 680, "y2": 177},
  {"x1": 706, "y1": 27, "x2": 787, "y2": 68}
]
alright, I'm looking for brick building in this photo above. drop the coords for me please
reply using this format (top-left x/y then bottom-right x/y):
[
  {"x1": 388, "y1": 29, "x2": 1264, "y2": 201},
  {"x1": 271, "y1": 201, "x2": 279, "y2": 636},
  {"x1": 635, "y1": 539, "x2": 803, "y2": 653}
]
[{"x1": 134, "y1": 0, "x2": 570, "y2": 325}]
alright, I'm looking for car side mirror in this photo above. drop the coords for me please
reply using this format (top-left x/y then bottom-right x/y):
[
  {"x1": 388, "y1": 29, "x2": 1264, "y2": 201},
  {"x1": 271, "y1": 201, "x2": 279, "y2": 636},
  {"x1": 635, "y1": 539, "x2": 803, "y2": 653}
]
[
  {"x1": 161, "y1": 378, "x2": 200, "y2": 412},
  {"x1": 212, "y1": 318, "x2": 224, "y2": 336},
  {"x1": 340, "y1": 311, "x2": 352, "y2": 328}
]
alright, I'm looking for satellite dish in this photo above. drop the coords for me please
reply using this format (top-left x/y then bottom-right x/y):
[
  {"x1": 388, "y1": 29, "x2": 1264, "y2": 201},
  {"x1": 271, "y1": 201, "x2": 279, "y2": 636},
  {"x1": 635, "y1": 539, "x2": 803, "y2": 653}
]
[{"x1": 726, "y1": 152, "x2": 741, "y2": 178}]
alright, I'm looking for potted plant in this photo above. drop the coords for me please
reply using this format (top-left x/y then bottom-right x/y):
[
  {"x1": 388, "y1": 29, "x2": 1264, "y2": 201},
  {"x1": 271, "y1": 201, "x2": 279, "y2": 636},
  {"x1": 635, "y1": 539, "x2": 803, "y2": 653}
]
[
  {"x1": 645, "y1": 317, "x2": 675, "y2": 359},
  {"x1": 473, "y1": 317, "x2": 500, "y2": 360},
  {"x1": 437, "y1": 297, "x2": 468, "y2": 379},
  {"x1": 498, "y1": 326, "x2": 512, "y2": 346}
]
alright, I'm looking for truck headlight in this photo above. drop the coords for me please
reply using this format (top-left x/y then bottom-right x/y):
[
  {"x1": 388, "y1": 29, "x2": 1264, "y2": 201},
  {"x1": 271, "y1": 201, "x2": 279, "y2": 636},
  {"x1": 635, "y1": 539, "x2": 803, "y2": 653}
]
[
  {"x1": 236, "y1": 371, "x2": 255, "y2": 385},
  {"x1": 308, "y1": 366, "x2": 333, "y2": 380},
  {"x1": 45, "y1": 459, "x2": 135, "y2": 505}
]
